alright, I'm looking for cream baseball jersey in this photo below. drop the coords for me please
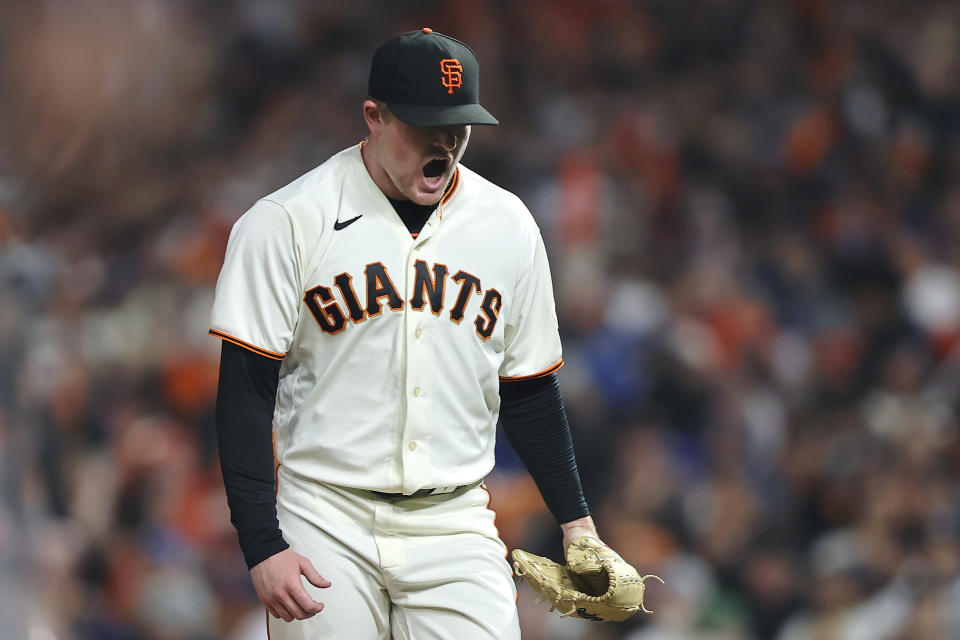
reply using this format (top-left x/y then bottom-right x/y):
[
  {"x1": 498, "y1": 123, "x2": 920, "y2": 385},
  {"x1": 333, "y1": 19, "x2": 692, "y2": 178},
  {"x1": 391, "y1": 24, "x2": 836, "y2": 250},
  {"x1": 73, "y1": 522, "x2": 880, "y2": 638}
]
[{"x1": 210, "y1": 143, "x2": 562, "y2": 494}]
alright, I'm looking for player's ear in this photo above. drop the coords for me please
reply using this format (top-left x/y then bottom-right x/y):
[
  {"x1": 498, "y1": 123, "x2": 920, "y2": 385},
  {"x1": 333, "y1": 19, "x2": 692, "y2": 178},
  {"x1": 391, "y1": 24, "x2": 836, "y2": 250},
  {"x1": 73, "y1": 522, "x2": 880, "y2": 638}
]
[{"x1": 363, "y1": 99, "x2": 388, "y2": 134}]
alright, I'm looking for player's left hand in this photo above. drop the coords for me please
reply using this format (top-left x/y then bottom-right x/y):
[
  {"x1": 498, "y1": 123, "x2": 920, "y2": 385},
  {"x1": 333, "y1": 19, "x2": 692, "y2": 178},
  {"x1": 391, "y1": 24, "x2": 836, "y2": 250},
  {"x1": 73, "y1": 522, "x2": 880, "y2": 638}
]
[{"x1": 513, "y1": 536, "x2": 662, "y2": 622}]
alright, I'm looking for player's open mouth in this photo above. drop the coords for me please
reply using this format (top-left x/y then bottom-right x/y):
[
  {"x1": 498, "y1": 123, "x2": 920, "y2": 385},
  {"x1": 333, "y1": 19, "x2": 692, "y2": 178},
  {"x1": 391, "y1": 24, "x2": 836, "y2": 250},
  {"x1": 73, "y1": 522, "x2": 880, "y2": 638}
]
[{"x1": 422, "y1": 158, "x2": 450, "y2": 187}]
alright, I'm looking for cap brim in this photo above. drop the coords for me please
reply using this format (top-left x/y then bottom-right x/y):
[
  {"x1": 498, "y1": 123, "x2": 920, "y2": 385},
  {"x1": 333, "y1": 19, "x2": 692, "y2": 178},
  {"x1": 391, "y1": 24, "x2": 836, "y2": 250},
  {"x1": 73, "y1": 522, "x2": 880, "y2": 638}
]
[{"x1": 387, "y1": 102, "x2": 499, "y2": 127}]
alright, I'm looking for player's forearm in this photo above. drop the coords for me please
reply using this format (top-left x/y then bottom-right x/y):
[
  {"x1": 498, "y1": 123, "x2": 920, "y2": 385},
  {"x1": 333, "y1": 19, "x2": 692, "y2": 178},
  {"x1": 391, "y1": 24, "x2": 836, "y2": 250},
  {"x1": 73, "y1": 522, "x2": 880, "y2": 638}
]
[
  {"x1": 216, "y1": 341, "x2": 289, "y2": 568},
  {"x1": 499, "y1": 373, "x2": 590, "y2": 524}
]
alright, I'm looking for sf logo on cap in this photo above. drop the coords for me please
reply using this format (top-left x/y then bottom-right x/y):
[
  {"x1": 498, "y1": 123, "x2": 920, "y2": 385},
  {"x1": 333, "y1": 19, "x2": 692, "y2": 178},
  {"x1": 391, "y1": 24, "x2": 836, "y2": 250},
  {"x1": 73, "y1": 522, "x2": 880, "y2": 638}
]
[{"x1": 440, "y1": 58, "x2": 463, "y2": 94}]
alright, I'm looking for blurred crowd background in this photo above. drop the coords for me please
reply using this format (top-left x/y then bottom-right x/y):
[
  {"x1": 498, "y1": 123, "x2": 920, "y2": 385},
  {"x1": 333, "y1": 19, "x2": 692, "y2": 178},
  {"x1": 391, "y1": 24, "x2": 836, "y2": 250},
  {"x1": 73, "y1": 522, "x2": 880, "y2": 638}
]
[{"x1": 2, "y1": 1, "x2": 960, "y2": 638}]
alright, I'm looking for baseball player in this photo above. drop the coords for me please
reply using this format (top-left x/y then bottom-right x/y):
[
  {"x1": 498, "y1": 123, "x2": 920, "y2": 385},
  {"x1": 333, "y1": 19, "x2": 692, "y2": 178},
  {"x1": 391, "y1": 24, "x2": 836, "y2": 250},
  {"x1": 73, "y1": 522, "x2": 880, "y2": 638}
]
[{"x1": 211, "y1": 29, "x2": 608, "y2": 638}]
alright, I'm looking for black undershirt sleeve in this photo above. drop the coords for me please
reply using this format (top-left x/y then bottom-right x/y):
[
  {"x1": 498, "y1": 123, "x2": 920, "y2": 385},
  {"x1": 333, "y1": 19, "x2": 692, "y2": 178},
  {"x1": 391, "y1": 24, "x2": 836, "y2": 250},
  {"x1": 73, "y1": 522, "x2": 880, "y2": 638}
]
[
  {"x1": 499, "y1": 373, "x2": 590, "y2": 524},
  {"x1": 215, "y1": 340, "x2": 289, "y2": 569}
]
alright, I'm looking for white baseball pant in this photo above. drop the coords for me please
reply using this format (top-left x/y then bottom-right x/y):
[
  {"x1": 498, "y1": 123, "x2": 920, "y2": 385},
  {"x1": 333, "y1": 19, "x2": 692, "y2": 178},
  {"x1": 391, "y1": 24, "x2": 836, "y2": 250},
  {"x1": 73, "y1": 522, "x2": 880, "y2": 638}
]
[{"x1": 268, "y1": 466, "x2": 521, "y2": 639}]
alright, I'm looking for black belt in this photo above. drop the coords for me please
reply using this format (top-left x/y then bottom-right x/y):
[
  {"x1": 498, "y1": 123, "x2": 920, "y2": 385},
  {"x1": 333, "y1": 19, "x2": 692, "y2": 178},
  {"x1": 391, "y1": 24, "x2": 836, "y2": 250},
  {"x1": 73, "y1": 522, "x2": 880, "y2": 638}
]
[{"x1": 369, "y1": 482, "x2": 478, "y2": 500}]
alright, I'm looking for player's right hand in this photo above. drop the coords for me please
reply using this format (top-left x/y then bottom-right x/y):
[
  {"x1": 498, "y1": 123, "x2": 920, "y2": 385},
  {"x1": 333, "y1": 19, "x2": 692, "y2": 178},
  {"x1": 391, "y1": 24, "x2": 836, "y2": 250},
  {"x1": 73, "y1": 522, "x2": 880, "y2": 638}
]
[{"x1": 250, "y1": 548, "x2": 331, "y2": 622}]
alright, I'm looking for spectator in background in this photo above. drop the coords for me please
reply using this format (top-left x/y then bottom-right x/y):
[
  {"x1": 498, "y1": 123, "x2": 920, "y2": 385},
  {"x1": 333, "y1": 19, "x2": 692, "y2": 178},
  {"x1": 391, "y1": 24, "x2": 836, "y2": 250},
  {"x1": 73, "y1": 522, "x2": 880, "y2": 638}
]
[{"x1": 1, "y1": 1, "x2": 958, "y2": 638}]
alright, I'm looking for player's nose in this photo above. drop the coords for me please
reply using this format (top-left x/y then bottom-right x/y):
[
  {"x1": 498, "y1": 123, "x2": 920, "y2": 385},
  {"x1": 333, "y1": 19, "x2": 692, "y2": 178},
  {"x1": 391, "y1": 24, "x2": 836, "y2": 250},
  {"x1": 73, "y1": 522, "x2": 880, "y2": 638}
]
[{"x1": 432, "y1": 127, "x2": 459, "y2": 152}]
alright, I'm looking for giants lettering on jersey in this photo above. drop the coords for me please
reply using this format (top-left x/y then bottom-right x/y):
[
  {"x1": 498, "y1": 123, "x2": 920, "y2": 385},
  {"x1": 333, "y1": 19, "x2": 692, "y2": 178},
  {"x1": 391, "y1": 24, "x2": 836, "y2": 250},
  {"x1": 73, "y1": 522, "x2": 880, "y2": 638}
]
[{"x1": 304, "y1": 259, "x2": 502, "y2": 341}]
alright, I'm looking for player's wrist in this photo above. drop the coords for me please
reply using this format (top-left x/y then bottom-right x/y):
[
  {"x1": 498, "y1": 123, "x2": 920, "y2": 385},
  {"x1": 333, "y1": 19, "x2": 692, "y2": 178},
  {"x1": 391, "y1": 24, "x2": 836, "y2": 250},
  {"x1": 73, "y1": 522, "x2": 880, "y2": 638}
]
[
  {"x1": 241, "y1": 533, "x2": 290, "y2": 570},
  {"x1": 560, "y1": 515, "x2": 596, "y2": 532},
  {"x1": 560, "y1": 515, "x2": 599, "y2": 550}
]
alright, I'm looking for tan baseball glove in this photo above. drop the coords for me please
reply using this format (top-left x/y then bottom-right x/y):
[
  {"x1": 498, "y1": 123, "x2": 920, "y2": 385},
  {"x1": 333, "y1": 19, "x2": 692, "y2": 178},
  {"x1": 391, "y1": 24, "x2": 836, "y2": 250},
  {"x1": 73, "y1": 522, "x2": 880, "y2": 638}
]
[{"x1": 512, "y1": 536, "x2": 663, "y2": 622}]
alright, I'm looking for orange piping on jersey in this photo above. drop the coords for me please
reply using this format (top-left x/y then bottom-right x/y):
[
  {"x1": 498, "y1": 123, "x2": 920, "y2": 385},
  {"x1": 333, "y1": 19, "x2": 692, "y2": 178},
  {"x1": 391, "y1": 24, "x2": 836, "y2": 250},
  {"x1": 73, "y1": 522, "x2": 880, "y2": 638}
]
[
  {"x1": 440, "y1": 167, "x2": 460, "y2": 207},
  {"x1": 499, "y1": 358, "x2": 565, "y2": 381},
  {"x1": 265, "y1": 610, "x2": 272, "y2": 639},
  {"x1": 209, "y1": 329, "x2": 286, "y2": 360},
  {"x1": 411, "y1": 232, "x2": 419, "y2": 238}
]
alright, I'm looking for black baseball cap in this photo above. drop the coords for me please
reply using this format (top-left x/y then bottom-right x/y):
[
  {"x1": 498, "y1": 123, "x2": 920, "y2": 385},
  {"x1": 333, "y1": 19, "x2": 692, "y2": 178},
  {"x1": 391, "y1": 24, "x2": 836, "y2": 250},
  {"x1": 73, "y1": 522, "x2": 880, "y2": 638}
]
[{"x1": 368, "y1": 28, "x2": 499, "y2": 127}]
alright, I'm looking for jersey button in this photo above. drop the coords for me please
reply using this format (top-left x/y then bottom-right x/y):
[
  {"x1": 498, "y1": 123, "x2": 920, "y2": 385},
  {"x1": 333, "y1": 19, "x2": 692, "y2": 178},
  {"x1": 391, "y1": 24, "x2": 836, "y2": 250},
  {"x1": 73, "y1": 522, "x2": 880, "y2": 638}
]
[
  {"x1": 408, "y1": 442, "x2": 418, "y2": 451},
  {"x1": 415, "y1": 328, "x2": 423, "y2": 339},
  {"x1": 413, "y1": 387, "x2": 422, "y2": 397}
]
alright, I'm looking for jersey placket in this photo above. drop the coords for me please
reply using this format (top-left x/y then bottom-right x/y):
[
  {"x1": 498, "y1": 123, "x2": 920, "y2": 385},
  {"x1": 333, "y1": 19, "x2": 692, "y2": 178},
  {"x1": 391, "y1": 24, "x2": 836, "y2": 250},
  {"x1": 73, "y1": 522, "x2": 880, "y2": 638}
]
[{"x1": 399, "y1": 214, "x2": 441, "y2": 493}]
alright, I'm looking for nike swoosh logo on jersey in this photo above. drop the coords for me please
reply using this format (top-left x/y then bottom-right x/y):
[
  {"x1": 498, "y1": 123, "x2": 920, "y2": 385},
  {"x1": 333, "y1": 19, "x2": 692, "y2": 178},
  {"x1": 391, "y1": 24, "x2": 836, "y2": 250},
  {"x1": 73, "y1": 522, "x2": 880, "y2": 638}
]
[{"x1": 334, "y1": 215, "x2": 362, "y2": 231}]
